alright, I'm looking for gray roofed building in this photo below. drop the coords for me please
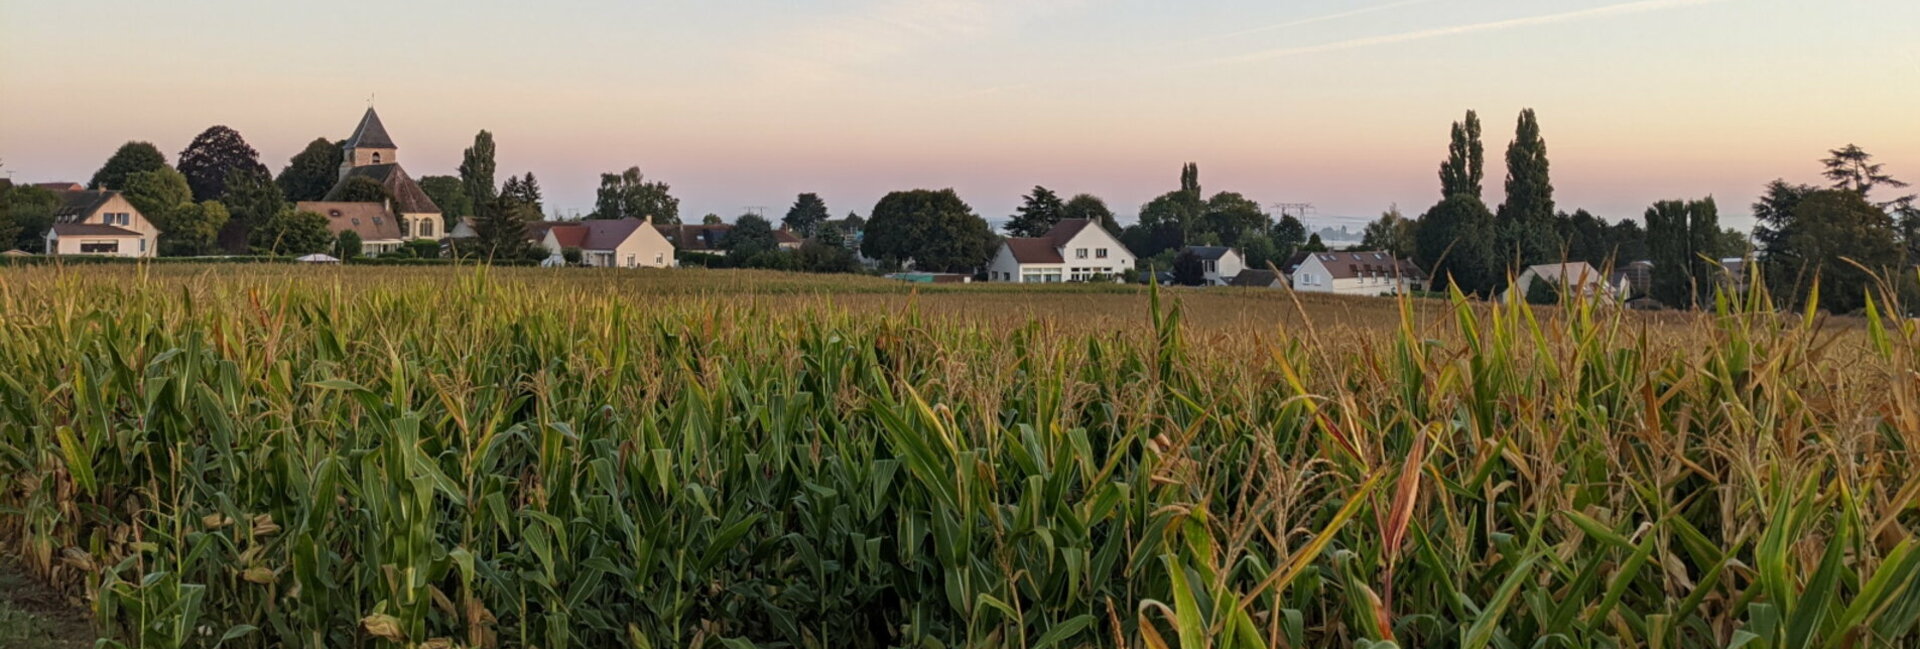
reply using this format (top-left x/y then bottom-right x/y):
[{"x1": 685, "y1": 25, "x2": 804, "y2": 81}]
[
  {"x1": 325, "y1": 164, "x2": 442, "y2": 215},
  {"x1": 344, "y1": 107, "x2": 396, "y2": 150}
]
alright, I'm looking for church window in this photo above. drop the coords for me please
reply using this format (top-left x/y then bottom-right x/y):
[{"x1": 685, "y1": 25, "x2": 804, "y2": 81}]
[{"x1": 372, "y1": 152, "x2": 382, "y2": 164}]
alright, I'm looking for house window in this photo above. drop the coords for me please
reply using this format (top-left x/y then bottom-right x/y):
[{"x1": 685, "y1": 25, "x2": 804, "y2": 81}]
[
  {"x1": 1076, "y1": 248, "x2": 1088, "y2": 259},
  {"x1": 80, "y1": 241, "x2": 119, "y2": 253},
  {"x1": 655, "y1": 253, "x2": 665, "y2": 265},
  {"x1": 1096, "y1": 248, "x2": 1108, "y2": 258},
  {"x1": 139, "y1": 239, "x2": 147, "y2": 253},
  {"x1": 626, "y1": 254, "x2": 636, "y2": 267},
  {"x1": 1205, "y1": 260, "x2": 1217, "y2": 273}
]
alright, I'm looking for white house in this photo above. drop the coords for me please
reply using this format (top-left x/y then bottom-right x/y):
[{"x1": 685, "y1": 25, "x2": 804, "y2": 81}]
[
  {"x1": 1502, "y1": 262, "x2": 1618, "y2": 302},
  {"x1": 531, "y1": 218, "x2": 677, "y2": 268},
  {"x1": 988, "y1": 219, "x2": 1134, "y2": 283},
  {"x1": 1182, "y1": 246, "x2": 1246, "y2": 285},
  {"x1": 1286, "y1": 250, "x2": 1425, "y2": 297},
  {"x1": 45, "y1": 189, "x2": 158, "y2": 257}
]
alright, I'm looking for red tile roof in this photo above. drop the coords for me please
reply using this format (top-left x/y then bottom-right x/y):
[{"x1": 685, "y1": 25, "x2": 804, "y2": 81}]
[{"x1": 1002, "y1": 218, "x2": 1103, "y2": 264}]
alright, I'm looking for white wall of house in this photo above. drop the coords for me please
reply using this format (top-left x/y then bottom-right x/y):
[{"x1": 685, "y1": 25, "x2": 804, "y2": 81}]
[
  {"x1": 1202, "y1": 251, "x2": 1245, "y2": 285},
  {"x1": 583, "y1": 226, "x2": 677, "y2": 269},
  {"x1": 47, "y1": 194, "x2": 157, "y2": 257},
  {"x1": 988, "y1": 224, "x2": 1134, "y2": 282},
  {"x1": 1290, "y1": 256, "x2": 1415, "y2": 296}
]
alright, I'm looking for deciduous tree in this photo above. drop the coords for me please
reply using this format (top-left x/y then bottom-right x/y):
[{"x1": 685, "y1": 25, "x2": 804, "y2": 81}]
[
  {"x1": 176, "y1": 126, "x2": 269, "y2": 202},
  {"x1": 250, "y1": 209, "x2": 332, "y2": 255},
  {"x1": 725, "y1": 213, "x2": 779, "y2": 258},
  {"x1": 1438, "y1": 110, "x2": 1484, "y2": 200},
  {"x1": 459, "y1": 130, "x2": 497, "y2": 205},
  {"x1": 592, "y1": 167, "x2": 680, "y2": 224},
  {"x1": 1415, "y1": 194, "x2": 1498, "y2": 295},
  {"x1": 1362, "y1": 206, "x2": 1417, "y2": 258},
  {"x1": 418, "y1": 176, "x2": 473, "y2": 218},
  {"x1": 276, "y1": 138, "x2": 343, "y2": 202},
  {"x1": 860, "y1": 189, "x2": 994, "y2": 273},
  {"x1": 1062, "y1": 193, "x2": 1119, "y2": 233},
  {"x1": 1496, "y1": 109, "x2": 1556, "y2": 266},
  {"x1": 335, "y1": 176, "x2": 393, "y2": 204},
  {"x1": 89, "y1": 141, "x2": 168, "y2": 191}
]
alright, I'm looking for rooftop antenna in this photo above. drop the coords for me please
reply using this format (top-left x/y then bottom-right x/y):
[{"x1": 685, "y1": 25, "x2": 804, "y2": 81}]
[{"x1": 743, "y1": 206, "x2": 769, "y2": 218}]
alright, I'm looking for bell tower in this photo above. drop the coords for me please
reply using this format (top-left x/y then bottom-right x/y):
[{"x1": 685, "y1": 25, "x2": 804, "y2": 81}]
[{"x1": 339, "y1": 107, "x2": 398, "y2": 179}]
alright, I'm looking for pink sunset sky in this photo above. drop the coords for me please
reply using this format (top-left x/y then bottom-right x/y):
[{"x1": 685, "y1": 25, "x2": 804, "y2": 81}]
[{"x1": 3, "y1": 0, "x2": 1915, "y2": 229}]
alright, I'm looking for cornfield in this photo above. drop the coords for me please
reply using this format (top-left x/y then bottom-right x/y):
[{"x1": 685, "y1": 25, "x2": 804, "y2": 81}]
[{"x1": 0, "y1": 265, "x2": 1917, "y2": 649}]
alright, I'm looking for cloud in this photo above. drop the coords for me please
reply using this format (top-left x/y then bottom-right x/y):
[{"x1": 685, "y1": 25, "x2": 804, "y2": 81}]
[{"x1": 1209, "y1": 0, "x2": 1739, "y2": 65}]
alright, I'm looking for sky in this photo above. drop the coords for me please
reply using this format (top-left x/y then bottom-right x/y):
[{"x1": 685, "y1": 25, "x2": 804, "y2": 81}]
[{"x1": 2, "y1": 0, "x2": 1916, "y2": 231}]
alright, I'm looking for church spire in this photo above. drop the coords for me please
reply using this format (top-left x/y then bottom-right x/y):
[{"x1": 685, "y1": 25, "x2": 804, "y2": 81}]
[{"x1": 345, "y1": 107, "x2": 397, "y2": 150}]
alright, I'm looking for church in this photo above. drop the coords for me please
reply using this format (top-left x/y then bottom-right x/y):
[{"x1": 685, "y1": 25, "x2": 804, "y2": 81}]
[{"x1": 295, "y1": 107, "x2": 445, "y2": 254}]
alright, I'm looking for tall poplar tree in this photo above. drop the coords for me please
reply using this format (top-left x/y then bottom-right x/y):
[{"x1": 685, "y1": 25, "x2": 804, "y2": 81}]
[
  {"x1": 459, "y1": 130, "x2": 498, "y2": 205},
  {"x1": 1496, "y1": 109, "x2": 1556, "y2": 266},
  {"x1": 1438, "y1": 110, "x2": 1484, "y2": 200}
]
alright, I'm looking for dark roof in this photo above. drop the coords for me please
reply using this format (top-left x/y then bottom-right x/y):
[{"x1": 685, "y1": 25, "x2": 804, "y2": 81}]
[
  {"x1": 324, "y1": 164, "x2": 441, "y2": 214},
  {"x1": 345, "y1": 107, "x2": 397, "y2": 150},
  {"x1": 1229, "y1": 269, "x2": 1286, "y2": 287},
  {"x1": 579, "y1": 218, "x2": 649, "y2": 250},
  {"x1": 1005, "y1": 238, "x2": 1064, "y2": 264},
  {"x1": 35, "y1": 182, "x2": 85, "y2": 192},
  {"x1": 298, "y1": 201, "x2": 404, "y2": 242},
  {"x1": 50, "y1": 223, "x2": 141, "y2": 237},
  {"x1": 774, "y1": 228, "x2": 803, "y2": 245},
  {"x1": 1002, "y1": 218, "x2": 1110, "y2": 264},
  {"x1": 656, "y1": 223, "x2": 731, "y2": 251},
  {"x1": 1292, "y1": 250, "x2": 1425, "y2": 280},
  {"x1": 1183, "y1": 246, "x2": 1235, "y2": 261},
  {"x1": 53, "y1": 190, "x2": 121, "y2": 223}
]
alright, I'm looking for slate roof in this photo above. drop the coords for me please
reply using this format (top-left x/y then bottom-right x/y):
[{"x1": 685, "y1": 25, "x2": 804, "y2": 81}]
[
  {"x1": 1290, "y1": 250, "x2": 1425, "y2": 280},
  {"x1": 1229, "y1": 269, "x2": 1286, "y2": 287},
  {"x1": 298, "y1": 201, "x2": 405, "y2": 242},
  {"x1": 345, "y1": 107, "x2": 396, "y2": 150},
  {"x1": 1183, "y1": 246, "x2": 1235, "y2": 261},
  {"x1": 656, "y1": 223, "x2": 732, "y2": 251},
  {"x1": 51, "y1": 223, "x2": 141, "y2": 237},
  {"x1": 1002, "y1": 219, "x2": 1106, "y2": 264},
  {"x1": 52, "y1": 190, "x2": 121, "y2": 223},
  {"x1": 323, "y1": 164, "x2": 441, "y2": 214}
]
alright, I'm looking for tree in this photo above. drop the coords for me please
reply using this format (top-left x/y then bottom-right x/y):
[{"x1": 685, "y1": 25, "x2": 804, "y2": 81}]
[
  {"x1": 702, "y1": 213, "x2": 724, "y2": 225},
  {"x1": 783, "y1": 193, "x2": 831, "y2": 237},
  {"x1": 792, "y1": 237, "x2": 861, "y2": 273},
  {"x1": 1822, "y1": 144, "x2": 1914, "y2": 209},
  {"x1": 250, "y1": 209, "x2": 332, "y2": 255},
  {"x1": 159, "y1": 201, "x2": 230, "y2": 256},
  {"x1": 1004, "y1": 186, "x2": 1066, "y2": 238},
  {"x1": 1438, "y1": 110, "x2": 1484, "y2": 200},
  {"x1": 1125, "y1": 192, "x2": 1193, "y2": 257},
  {"x1": 860, "y1": 189, "x2": 995, "y2": 273},
  {"x1": 176, "y1": 126, "x2": 269, "y2": 202},
  {"x1": 459, "y1": 130, "x2": 498, "y2": 205},
  {"x1": 335, "y1": 176, "x2": 393, "y2": 203},
  {"x1": 219, "y1": 169, "x2": 287, "y2": 253},
  {"x1": 1062, "y1": 194, "x2": 1119, "y2": 233},
  {"x1": 1272, "y1": 214, "x2": 1308, "y2": 256},
  {"x1": 1553, "y1": 209, "x2": 1610, "y2": 266},
  {"x1": 1496, "y1": 109, "x2": 1556, "y2": 266},
  {"x1": 6, "y1": 185, "x2": 60, "y2": 252},
  {"x1": 0, "y1": 180, "x2": 16, "y2": 249},
  {"x1": 276, "y1": 138, "x2": 343, "y2": 202},
  {"x1": 1171, "y1": 249, "x2": 1207, "y2": 286},
  {"x1": 1361, "y1": 206, "x2": 1417, "y2": 258},
  {"x1": 502, "y1": 173, "x2": 543, "y2": 213},
  {"x1": 726, "y1": 213, "x2": 780, "y2": 258},
  {"x1": 1202, "y1": 192, "x2": 1267, "y2": 248},
  {"x1": 1525, "y1": 276, "x2": 1560, "y2": 305},
  {"x1": 418, "y1": 176, "x2": 473, "y2": 218},
  {"x1": 1645, "y1": 198, "x2": 1721, "y2": 309},
  {"x1": 89, "y1": 142, "x2": 168, "y2": 191},
  {"x1": 1767, "y1": 189, "x2": 1902, "y2": 313},
  {"x1": 1302, "y1": 233, "x2": 1328, "y2": 253},
  {"x1": 335, "y1": 230, "x2": 363, "y2": 259},
  {"x1": 591, "y1": 167, "x2": 680, "y2": 224},
  {"x1": 473, "y1": 194, "x2": 535, "y2": 261},
  {"x1": 121, "y1": 167, "x2": 194, "y2": 223},
  {"x1": 1415, "y1": 194, "x2": 1498, "y2": 295}
]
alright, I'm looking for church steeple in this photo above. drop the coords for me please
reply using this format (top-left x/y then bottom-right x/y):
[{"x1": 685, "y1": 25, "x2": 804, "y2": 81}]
[{"x1": 340, "y1": 107, "x2": 398, "y2": 179}]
